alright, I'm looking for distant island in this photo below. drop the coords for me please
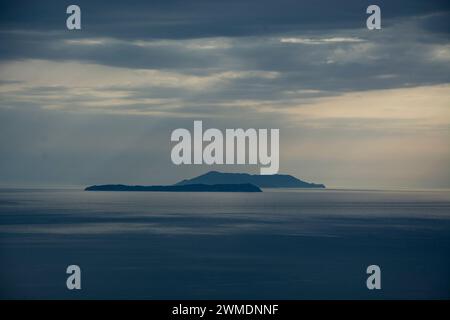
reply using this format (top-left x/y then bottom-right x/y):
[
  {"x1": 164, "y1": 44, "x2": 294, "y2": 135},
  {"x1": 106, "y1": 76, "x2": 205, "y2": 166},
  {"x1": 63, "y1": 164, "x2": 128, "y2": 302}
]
[
  {"x1": 176, "y1": 171, "x2": 325, "y2": 188},
  {"x1": 85, "y1": 183, "x2": 262, "y2": 192},
  {"x1": 85, "y1": 171, "x2": 324, "y2": 192}
]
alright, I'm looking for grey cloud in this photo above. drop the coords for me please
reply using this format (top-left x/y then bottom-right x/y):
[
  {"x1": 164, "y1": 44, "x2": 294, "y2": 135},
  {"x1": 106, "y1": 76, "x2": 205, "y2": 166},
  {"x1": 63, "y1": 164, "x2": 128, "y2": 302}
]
[
  {"x1": 1, "y1": 0, "x2": 449, "y2": 39},
  {"x1": 1, "y1": 18, "x2": 449, "y2": 99}
]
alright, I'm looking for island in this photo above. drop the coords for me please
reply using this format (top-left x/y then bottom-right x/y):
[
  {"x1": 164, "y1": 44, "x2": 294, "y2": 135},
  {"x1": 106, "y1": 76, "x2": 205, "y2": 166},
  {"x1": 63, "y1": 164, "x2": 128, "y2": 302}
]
[
  {"x1": 85, "y1": 183, "x2": 262, "y2": 192},
  {"x1": 176, "y1": 171, "x2": 325, "y2": 188},
  {"x1": 85, "y1": 171, "x2": 325, "y2": 192}
]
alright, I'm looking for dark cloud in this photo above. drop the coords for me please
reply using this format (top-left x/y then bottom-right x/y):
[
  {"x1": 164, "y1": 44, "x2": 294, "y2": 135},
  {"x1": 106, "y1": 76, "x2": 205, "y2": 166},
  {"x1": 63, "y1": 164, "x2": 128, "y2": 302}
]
[
  {"x1": 0, "y1": 0, "x2": 449, "y2": 94},
  {"x1": 419, "y1": 11, "x2": 450, "y2": 35},
  {"x1": 1, "y1": 0, "x2": 449, "y2": 39}
]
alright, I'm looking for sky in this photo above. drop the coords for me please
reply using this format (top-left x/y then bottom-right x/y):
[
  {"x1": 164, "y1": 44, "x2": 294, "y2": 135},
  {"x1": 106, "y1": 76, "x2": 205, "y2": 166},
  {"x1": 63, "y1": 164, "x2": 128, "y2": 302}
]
[{"x1": 0, "y1": 0, "x2": 449, "y2": 188}]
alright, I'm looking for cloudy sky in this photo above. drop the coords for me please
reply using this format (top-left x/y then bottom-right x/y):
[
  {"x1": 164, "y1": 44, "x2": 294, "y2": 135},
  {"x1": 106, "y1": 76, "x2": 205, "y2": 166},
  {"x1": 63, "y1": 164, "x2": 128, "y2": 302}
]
[{"x1": 0, "y1": 0, "x2": 449, "y2": 188}]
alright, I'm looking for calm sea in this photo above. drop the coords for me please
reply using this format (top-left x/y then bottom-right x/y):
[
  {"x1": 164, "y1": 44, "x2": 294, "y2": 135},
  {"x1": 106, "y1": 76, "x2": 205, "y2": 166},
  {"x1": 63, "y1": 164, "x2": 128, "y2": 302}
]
[{"x1": 1, "y1": 188, "x2": 449, "y2": 299}]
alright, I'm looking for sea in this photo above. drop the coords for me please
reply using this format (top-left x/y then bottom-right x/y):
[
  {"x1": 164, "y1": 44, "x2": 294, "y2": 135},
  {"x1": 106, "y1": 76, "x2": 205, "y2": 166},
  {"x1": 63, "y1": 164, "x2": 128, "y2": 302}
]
[{"x1": 1, "y1": 188, "x2": 449, "y2": 299}]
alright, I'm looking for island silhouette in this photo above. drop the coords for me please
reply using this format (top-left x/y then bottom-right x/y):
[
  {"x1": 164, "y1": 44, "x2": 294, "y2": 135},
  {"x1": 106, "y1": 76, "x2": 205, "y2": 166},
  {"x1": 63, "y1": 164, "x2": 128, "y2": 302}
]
[
  {"x1": 85, "y1": 183, "x2": 262, "y2": 192},
  {"x1": 85, "y1": 171, "x2": 325, "y2": 192},
  {"x1": 176, "y1": 171, "x2": 325, "y2": 188}
]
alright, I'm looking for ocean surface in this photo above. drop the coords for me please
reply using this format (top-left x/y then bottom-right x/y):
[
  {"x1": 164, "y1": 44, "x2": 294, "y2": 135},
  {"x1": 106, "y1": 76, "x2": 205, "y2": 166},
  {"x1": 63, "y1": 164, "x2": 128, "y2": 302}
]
[{"x1": 0, "y1": 188, "x2": 449, "y2": 299}]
